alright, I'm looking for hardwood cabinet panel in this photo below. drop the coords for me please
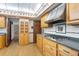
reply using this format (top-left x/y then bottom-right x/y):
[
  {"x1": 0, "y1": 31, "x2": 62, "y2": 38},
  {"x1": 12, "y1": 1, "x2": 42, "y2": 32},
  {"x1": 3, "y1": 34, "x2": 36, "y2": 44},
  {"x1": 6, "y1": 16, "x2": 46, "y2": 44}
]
[
  {"x1": 43, "y1": 38, "x2": 57, "y2": 56},
  {"x1": 69, "y1": 4, "x2": 79, "y2": 20},
  {"x1": 33, "y1": 21, "x2": 41, "y2": 43},
  {"x1": 41, "y1": 13, "x2": 48, "y2": 28},
  {"x1": 36, "y1": 34, "x2": 43, "y2": 53},
  {"x1": 66, "y1": 3, "x2": 79, "y2": 24},
  {"x1": 0, "y1": 35, "x2": 6, "y2": 48},
  {"x1": 0, "y1": 16, "x2": 5, "y2": 28}
]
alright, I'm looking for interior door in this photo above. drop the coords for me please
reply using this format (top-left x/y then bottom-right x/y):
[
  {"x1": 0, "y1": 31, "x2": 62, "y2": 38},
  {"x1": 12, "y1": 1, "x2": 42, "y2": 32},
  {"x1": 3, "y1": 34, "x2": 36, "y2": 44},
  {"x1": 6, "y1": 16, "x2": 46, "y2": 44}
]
[
  {"x1": 19, "y1": 20, "x2": 24, "y2": 45},
  {"x1": 24, "y1": 21, "x2": 29, "y2": 44}
]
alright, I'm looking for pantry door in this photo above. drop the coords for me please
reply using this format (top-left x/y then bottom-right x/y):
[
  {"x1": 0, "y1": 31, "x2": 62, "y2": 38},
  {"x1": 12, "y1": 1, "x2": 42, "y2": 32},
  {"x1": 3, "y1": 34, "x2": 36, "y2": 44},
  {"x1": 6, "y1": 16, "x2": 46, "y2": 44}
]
[
  {"x1": 19, "y1": 19, "x2": 29, "y2": 45},
  {"x1": 24, "y1": 21, "x2": 29, "y2": 44}
]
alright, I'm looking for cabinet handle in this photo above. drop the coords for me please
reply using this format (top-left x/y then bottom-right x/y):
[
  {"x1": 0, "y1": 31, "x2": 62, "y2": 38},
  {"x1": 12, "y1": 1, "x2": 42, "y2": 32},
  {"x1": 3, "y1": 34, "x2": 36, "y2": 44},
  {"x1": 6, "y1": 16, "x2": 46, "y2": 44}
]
[{"x1": 63, "y1": 49, "x2": 69, "y2": 54}]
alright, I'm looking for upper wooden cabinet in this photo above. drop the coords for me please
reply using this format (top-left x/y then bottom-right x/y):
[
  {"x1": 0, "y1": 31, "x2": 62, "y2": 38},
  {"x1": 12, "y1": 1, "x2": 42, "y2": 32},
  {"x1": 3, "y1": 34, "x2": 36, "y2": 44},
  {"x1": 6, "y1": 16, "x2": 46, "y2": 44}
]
[
  {"x1": 0, "y1": 16, "x2": 6, "y2": 28},
  {"x1": 66, "y1": 3, "x2": 79, "y2": 24},
  {"x1": 41, "y1": 13, "x2": 48, "y2": 28}
]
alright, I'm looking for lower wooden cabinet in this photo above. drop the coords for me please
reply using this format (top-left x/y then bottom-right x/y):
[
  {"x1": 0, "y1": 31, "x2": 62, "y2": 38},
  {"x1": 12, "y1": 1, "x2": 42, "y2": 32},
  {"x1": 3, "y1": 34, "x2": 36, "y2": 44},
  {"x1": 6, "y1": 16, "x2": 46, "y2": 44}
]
[
  {"x1": 43, "y1": 38, "x2": 57, "y2": 56},
  {"x1": 0, "y1": 35, "x2": 6, "y2": 48},
  {"x1": 58, "y1": 44, "x2": 79, "y2": 56},
  {"x1": 36, "y1": 34, "x2": 43, "y2": 53},
  {"x1": 37, "y1": 35, "x2": 79, "y2": 56}
]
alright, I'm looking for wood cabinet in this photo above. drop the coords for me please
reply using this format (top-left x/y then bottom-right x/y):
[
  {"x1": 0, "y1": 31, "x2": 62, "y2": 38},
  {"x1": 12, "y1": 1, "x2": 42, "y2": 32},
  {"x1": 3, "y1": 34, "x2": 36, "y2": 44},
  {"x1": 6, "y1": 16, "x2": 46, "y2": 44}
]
[
  {"x1": 41, "y1": 13, "x2": 48, "y2": 28},
  {"x1": 36, "y1": 34, "x2": 43, "y2": 53},
  {"x1": 43, "y1": 37, "x2": 57, "y2": 56},
  {"x1": 0, "y1": 16, "x2": 6, "y2": 28},
  {"x1": 19, "y1": 19, "x2": 29, "y2": 45},
  {"x1": 58, "y1": 44, "x2": 79, "y2": 56},
  {"x1": 33, "y1": 21, "x2": 41, "y2": 43},
  {"x1": 0, "y1": 35, "x2": 6, "y2": 48},
  {"x1": 66, "y1": 3, "x2": 79, "y2": 24}
]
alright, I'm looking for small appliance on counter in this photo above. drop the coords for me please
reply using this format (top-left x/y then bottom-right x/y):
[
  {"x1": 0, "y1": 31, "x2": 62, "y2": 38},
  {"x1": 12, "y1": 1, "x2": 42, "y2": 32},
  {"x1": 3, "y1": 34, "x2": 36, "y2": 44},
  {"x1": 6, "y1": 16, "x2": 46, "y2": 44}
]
[{"x1": 55, "y1": 23, "x2": 66, "y2": 34}]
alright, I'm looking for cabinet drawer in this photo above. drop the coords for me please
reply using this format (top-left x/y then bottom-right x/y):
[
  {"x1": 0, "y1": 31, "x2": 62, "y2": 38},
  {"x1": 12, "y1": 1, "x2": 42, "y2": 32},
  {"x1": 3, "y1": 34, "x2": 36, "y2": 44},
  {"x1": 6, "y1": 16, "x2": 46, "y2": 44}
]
[{"x1": 58, "y1": 44, "x2": 78, "y2": 56}]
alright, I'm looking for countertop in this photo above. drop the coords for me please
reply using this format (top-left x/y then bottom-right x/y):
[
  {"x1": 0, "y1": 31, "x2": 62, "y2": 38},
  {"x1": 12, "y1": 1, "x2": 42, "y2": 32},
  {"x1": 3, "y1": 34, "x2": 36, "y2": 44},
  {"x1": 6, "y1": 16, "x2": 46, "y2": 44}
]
[
  {"x1": 42, "y1": 34, "x2": 79, "y2": 52},
  {"x1": 0, "y1": 33, "x2": 6, "y2": 35}
]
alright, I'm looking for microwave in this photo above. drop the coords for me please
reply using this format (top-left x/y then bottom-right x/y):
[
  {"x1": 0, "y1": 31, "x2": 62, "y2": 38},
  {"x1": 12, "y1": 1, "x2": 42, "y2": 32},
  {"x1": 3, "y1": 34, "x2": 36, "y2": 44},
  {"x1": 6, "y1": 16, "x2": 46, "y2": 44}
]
[{"x1": 55, "y1": 23, "x2": 66, "y2": 33}]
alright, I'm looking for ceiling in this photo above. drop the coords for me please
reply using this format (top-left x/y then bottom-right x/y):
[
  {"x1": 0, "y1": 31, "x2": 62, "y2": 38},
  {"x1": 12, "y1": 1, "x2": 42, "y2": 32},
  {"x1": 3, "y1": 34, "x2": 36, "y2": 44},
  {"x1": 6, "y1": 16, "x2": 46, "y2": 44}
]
[
  {"x1": 0, "y1": 3, "x2": 53, "y2": 17},
  {"x1": 0, "y1": 3, "x2": 42, "y2": 13}
]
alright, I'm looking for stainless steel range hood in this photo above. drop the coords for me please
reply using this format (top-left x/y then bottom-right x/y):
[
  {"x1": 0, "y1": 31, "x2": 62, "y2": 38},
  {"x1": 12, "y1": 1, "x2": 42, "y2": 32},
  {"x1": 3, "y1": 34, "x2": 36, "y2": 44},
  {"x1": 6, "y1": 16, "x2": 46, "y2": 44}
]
[{"x1": 45, "y1": 3, "x2": 65, "y2": 23}]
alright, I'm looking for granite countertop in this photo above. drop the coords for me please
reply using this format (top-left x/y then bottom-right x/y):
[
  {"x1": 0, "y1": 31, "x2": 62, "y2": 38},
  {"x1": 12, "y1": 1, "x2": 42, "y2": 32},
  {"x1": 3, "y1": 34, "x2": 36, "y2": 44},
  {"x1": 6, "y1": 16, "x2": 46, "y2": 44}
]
[{"x1": 43, "y1": 35, "x2": 79, "y2": 51}]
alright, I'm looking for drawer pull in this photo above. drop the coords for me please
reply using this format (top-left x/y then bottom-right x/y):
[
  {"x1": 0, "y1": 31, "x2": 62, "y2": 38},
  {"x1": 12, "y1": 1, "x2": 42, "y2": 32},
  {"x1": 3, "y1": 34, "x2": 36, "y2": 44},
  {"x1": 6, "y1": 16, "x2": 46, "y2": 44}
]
[{"x1": 63, "y1": 49, "x2": 69, "y2": 53}]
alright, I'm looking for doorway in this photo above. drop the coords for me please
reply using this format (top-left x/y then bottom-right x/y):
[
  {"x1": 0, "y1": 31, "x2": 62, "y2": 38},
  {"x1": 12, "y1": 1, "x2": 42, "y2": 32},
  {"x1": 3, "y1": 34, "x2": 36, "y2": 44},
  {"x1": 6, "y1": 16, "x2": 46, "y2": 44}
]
[{"x1": 6, "y1": 18, "x2": 19, "y2": 46}]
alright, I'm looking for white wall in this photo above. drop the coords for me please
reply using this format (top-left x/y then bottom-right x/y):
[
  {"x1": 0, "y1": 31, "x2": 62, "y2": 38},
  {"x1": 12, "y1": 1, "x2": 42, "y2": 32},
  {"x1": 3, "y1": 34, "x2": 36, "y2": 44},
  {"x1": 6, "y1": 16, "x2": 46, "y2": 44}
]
[
  {"x1": 28, "y1": 20, "x2": 34, "y2": 43},
  {"x1": 66, "y1": 25, "x2": 79, "y2": 33},
  {"x1": 28, "y1": 20, "x2": 34, "y2": 32}
]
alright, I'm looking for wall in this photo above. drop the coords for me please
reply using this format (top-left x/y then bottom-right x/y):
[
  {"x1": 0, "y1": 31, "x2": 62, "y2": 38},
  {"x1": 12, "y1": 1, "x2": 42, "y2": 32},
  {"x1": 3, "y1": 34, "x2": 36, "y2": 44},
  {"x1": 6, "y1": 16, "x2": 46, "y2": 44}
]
[
  {"x1": 28, "y1": 20, "x2": 34, "y2": 43},
  {"x1": 28, "y1": 20, "x2": 34, "y2": 32}
]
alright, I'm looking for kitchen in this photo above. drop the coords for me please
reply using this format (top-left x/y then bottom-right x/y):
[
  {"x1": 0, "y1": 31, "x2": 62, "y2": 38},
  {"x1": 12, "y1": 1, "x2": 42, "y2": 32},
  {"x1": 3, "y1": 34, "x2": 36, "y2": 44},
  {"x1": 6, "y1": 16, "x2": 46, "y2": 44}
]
[{"x1": 0, "y1": 3, "x2": 79, "y2": 56}]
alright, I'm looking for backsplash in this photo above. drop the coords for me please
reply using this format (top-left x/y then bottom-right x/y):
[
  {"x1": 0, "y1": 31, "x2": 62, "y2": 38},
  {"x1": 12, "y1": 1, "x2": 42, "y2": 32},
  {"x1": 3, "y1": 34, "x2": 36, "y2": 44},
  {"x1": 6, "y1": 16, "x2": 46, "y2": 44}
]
[
  {"x1": 66, "y1": 25, "x2": 79, "y2": 34},
  {"x1": 43, "y1": 24, "x2": 79, "y2": 38}
]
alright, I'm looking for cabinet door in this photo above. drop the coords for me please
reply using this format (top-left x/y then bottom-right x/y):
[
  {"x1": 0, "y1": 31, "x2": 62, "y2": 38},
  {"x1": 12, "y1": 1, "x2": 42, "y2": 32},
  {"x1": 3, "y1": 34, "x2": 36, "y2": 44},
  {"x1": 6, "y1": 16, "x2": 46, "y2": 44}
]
[
  {"x1": 36, "y1": 35, "x2": 39, "y2": 47},
  {"x1": 68, "y1": 3, "x2": 79, "y2": 20},
  {"x1": 37, "y1": 34, "x2": 43, "y2": 52},
  {"x1": 41, "y1": 13, "x2": 48, "y2": 28},
  {"x1": 0, "y1": 35, "x2": 6, "y2": 48},
  {"x1": 43, "y1": 38, "x2": 57, "y2": 56},
  {"x1": 39, "y1": 36, "x2": 43, "y2": 52},
  {"x1": 0, "y1": 16, "x2": 5, "y2": 28}
]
